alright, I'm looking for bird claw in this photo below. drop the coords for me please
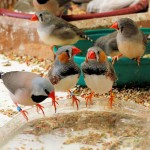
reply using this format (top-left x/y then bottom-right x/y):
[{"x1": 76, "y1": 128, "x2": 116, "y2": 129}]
[
  {"x1": 112, "y1": 54, "x2": 123, "y2": 65},
  {"x1": 84, "y1": 92, "x2": 94, "y2": 107},
  {"x1": 72, "y1": 95, "x2": 80, "y2": 110},
  {"x1": 36, "y1": 104, "x2": 45, "y2": 117},
  {"x1": 52, "y1": 99, "x2": 58, "y2": 113},
  {"x1": 20, "y1": 109, "x2": 28, "y2": 121},
  {"x1": 136, "y1": 57, "x2": 141, "y2": 66},
  {"x1": 68, "y1": 90, "x2": 80, "y2": 110},
  {"x1": 109, "y1": 91, "x2": 115, "y2": 108}
]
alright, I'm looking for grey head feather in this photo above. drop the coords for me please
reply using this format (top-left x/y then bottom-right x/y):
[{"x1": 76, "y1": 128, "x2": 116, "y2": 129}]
[
  {"x1": 81, "y1": 46, "x2": 117, "y2": 81},
  {"x1": 32, "y1": 76, "x2": 54, "y2": 96},
  {"x1": 95, "y1": 31, "x2": 118, "y2": 55},
  {"x1": 48, "y1": 45, "x2": 80, "y2": 84},
  {"x1": 117, "y1": 18, "x2": 139, "y2": 37}
]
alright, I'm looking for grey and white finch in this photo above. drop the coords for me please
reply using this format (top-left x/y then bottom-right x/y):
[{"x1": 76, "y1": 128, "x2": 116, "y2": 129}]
[
  {"x1": 110, "y1": 18, "x2": 147, "y2": 65},
  {"x1": 33, "y1": 0, "x2": 71, "y2": 16},
  {"x1": 95, "y1": 31, "x2": 119, "y2": 57},
  {"x1": 81, "y1": 46, "x2": 117, "y2": 108},
  {"x1": 48, "y1": 45, "x2": 81, "y2": 109},
  {"x1": 0, "y1": 71, "x2": 56, "y2": 121},
  {"x1": 31, "y1": 10, "x2": 94, "y2": 47}
]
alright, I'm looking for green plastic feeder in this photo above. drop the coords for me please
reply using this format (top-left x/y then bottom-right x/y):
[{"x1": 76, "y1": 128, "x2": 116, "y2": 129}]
[{"x1": 53, "y1": 28, "x2": 150, "y2": 87}]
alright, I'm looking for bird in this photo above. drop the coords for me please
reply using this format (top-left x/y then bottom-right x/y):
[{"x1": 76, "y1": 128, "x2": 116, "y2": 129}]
[
  {"x1": 48, "y1": 45, "x2": 81, "y2": 109},
  {"x1": 81, "y1": 46, "x2": 117, "y2": 108},
  {"x1": 0, "y1": 71, "x2": 56, "y2": 121},
  {"x1": 31, "y1": 10, "x2": 94, "y2": 50},
  {"x1": 33, "y1": 0, "x2": 72, "y2": 16},
  {"x1": 94, "y1": 31, "x2": 119, "y2": 57},
  {"x1": 87, "y1": 0, "x2": 140, "y2": 13},
  {"x1": 110, "y1": 18, "x2": 147, "y2": 65}
]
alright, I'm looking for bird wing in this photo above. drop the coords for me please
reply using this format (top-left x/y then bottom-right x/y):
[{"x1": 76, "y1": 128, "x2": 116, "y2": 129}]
[
  {"x1": 52, "y1": 17, "x2": 84, "y2": 39},
  {"x1": 141, "y1": 31, "x2": 147, "y2": 46},
  {"x1": 107, "y1": 61, "x2": 117, "y2": 81},
  {"x1": 48, "y1": 66, "x2": 61, "y2": 85},
  {"x1": 2, "y1": 71, "x2": 38, "y2": 94}
]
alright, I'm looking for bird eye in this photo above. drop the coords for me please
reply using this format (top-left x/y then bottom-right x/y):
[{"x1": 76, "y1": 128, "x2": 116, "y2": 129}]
[
  {"x1": 97, "y1": 51, "x2": 100, "y2": 55},
  {"x1": 45, "y1": 89, "x2": 49, "y2": 95},
  {"x1": 66, "y1": 49, "x2": 69, "y2": 53}
]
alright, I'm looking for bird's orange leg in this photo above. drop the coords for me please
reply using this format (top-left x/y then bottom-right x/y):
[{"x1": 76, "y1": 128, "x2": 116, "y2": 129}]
[
  {"x1": 84, "y1": 92, "x2": 94, "y2": 107},
  {"x1": 15, "y1": 103, "x2": 28, "y2": 121},
  {"x1": 109, "y1": 90, "x2": 115, "y2": 108},
  {"x1": 112, "y1": 54, "x2": 123, "y2": 65},
  {"x1": 68, "y1": 90, "x2": 80, "y2": 110},
  {"x1": 51, "y1": 98, "x2": 58, "y2": 113},
  {"x1": 136, "y1": 57, "x2": 141, "y2": 66},
  {"x1": 36, "y1": 104, "x2": 45, "y2": 117}
]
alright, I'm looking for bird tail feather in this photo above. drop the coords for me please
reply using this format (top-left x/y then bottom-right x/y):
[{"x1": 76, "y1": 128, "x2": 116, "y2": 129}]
[{"x1": 81, "y1": 34, "x2": 95, "y2": 43}]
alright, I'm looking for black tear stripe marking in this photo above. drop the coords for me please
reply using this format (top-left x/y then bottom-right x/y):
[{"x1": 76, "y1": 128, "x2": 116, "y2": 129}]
[
  {"x1": 83, "y1": 68, "x2": 106, "y2": 75},
  {"x1": 60, "y1": 68, "x2": 80, "y2": 77},
  {"x1": 31, "y1": 95, "x2": 48, "y2": 103}
]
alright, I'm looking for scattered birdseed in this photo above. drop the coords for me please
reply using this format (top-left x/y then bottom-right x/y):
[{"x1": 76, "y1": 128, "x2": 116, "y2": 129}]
[{"x1": 22, "y1": 111, "x2": 150, "y2": 149}]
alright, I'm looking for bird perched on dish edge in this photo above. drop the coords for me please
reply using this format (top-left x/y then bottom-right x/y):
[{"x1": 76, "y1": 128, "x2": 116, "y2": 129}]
[
  {"x1": 81, "y1": 46, "x2": 117, "y2": 108},
  {"x1": 0, "y1": 71, "x2": 56, "y2": 121},
  {"x1": 33, "y1": 0, "x2": 72, "y2": 16},
  {"x1": 48, "y1": 45, "x2": 81, "y2": 109},
  {"x1": 31, "y1": 10, "x2": 94, "y2": 50},
  {"x1": 110, "y1": 18, "x2": 147, "y2": 65}
]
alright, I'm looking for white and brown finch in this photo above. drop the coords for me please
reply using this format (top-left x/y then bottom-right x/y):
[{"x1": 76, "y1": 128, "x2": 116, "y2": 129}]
[
  {"x1": 48, "y1": 45, "x2": 81, "y2": 109},
  {"x1": 110, "y1": 18, "x2": 147, "y2": 65},
  {"x1": 0, "y1": 71, "x2": 56, "y2": 121},
  {"x1": 31, "y1": 10, "x2": 94, "y2": 48},
  {"x1": 81, "y1": 46, "x2": 117, "y2": 108},
  {"x1": 33, "y1": 0, "x2": 71, "y2": 16}
]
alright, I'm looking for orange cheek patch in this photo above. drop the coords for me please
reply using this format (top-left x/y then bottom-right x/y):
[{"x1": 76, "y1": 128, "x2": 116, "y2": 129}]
[
  {"x1": 99, "y1": 51, "x2": 107, "y2": 63},
  {"x1": 58, "y1": 52, "x2": 69, "y2": 63}
]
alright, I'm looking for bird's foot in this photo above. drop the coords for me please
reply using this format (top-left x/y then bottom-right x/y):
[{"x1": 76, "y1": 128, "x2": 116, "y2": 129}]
[
  {"x1": 112, "y1": 54, "x2": 123, "y2": 65},
  {"x1": 69, "y1": 90, "x2": 80, "y2": 110},
  {"x1": 109, "y1": 90, "x2": 115, "y2": 108},
  {"x1": 17, "y1": 106, "x2": 28, "y2": 121},
  {"x1": 85, "y1": 92, "x2": 94, "y2": 107},
  {"x1": 52, "y1": 98, "x2": 58, "y2": 113},
  {"x1": 135, "y1": 57, "x2": 141, "y2": 66},
  {"x1": 36, "y1": 104, "x2": 45, "y2": 117}
]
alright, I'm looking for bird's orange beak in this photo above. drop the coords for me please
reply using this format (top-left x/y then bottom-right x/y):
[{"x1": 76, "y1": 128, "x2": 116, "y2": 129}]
[
  {"x1": 31, "y1": 14, "x2": 39, "y2": 21},
  {"x1": 110, "y1": 22, "x2": 119, "y2": 30},
  {"x1": 87, "y1": 50, "x2": 96, "y2": 59},
  {"x1": 72, "y1": 47, "x2": 81, "y2": 55}
]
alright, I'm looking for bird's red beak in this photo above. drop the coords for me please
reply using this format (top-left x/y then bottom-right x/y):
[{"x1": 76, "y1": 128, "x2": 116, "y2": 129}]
[
  {"x1": 87, "y1": 50, "x2": 96, "y2": 59},
  {"x1": 110, "y1": 22, "x2": 119, "y2": 30},
  {"x1": 72, "y1": 47, "x2": 81, "y2": 55},
  {"x1": 31, "y1": 14, "x2": 39, "y2": 21},
  {"x1": 48, "y1": 91, "x2": 55, "y2": 100}
]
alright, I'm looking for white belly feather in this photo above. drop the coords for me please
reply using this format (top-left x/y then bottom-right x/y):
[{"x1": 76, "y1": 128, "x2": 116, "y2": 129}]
[
  {"x1": 38, "y1": 31, "x2": 80, "y2": 45},
  {"x1": 84, "y1": 75, "x2": 113, "y2": 95},
  {"x1": 55, "y1": 75, "x2": 79, "y2": 92},
  {"x1": 118, "y1": 41, "x2": 145, "y2": 59}
]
